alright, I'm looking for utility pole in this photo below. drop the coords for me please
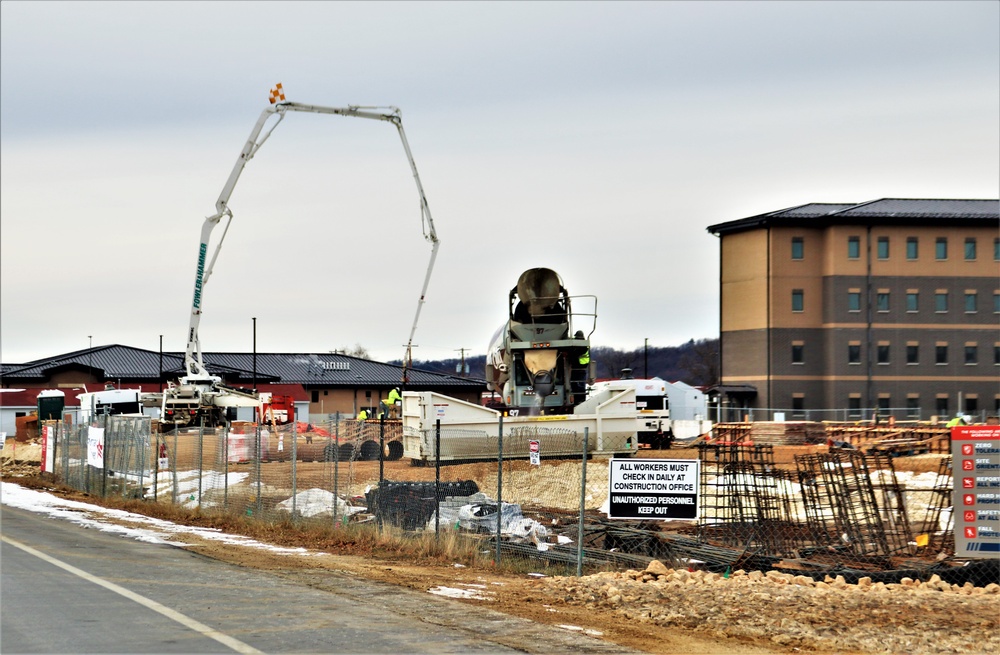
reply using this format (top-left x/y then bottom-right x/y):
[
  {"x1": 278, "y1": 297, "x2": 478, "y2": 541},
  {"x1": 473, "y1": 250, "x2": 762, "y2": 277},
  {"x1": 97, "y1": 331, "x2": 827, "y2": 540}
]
[
  {"x1": 455, "y1": 347, "x2": 469, "y2": 377},
  {"x1": 252, "y1": 317, "x2": 257, "y2": 392}
]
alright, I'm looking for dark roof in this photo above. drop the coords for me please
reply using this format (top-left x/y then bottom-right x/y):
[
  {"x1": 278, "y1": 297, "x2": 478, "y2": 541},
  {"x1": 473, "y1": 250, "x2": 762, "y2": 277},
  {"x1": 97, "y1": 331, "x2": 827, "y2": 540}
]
[
  {"x1": 1, "y1": 344, "x2": 484, "y2": 389},
  {"x1": 707, "y1": 198, "x2": 999, "y2": 235}
]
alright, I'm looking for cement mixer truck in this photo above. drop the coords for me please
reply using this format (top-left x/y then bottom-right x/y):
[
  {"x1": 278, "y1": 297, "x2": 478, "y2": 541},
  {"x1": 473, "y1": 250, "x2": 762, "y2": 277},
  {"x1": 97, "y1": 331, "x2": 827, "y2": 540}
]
[{"x1": 485, "y1": 268, "x2": 596, "y2": 414}]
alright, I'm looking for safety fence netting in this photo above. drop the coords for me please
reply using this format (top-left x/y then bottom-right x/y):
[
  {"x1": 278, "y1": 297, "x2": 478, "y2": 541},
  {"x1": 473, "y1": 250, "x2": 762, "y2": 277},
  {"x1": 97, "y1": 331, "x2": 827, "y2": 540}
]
[{"x1": 42, "y1": 417, "x2": 998, "y2": 585}]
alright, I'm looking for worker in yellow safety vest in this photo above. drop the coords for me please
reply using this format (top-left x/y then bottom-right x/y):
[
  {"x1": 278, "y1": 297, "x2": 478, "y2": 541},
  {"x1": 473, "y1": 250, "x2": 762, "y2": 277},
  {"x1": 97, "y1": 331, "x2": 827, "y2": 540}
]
[
  {"x1": 946, "y1": 414, "x2": 967, "y2": 428},
  {"x1": 356, "y1": 408, "x2": 369, "y2": 423},
  {"x1": 379, "y1": 387, "x2": 403, "y2": 419}
]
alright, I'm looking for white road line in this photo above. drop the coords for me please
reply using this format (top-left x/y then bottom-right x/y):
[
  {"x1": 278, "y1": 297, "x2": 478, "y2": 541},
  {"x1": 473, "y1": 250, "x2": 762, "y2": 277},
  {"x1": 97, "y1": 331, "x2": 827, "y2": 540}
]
[{"x1": 1, "y1": 534, "x2": 263, "y2": 654}]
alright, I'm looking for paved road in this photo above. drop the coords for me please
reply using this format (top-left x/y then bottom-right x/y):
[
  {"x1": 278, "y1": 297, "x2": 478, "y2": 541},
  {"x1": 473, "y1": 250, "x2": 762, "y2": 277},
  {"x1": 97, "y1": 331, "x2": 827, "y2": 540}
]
[{"x1": 1, "y1": 505, "x2": 634, "y2": 654}]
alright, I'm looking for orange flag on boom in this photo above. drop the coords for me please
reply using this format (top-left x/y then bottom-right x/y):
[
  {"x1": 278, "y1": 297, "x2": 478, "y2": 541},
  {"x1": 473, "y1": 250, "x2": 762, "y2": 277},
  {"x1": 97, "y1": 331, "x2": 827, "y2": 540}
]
[{"x1": 269, "y1": 83, "x2": 285, "y2": 104}]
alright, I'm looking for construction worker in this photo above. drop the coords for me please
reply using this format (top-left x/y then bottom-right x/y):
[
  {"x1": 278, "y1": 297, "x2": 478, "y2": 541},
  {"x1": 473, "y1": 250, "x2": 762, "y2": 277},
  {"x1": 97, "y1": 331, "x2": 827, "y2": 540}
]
[
  {"x1": 356, "y1": 408, "x2": 369, "y2": 423},
  {"x1": 387, "y1": 386, "x2": 402, "y2": 406},
  {"x1": 571, "y1": 331, "x2": 590, "y2": 397},
  {"x1": 946, "y1": 414, "x2": 966, "y2": 428},
  {"x1": 387, "y1": 386, "x2": 402, "y2": 418}
]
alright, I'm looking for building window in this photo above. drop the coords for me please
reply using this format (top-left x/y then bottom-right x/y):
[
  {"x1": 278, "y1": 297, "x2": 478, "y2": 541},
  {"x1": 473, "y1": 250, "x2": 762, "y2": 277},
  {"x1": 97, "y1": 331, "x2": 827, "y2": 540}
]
[
  {"x1": 791, "y1": 344, "x2": 804, "y2": 364},
  {"x1": 936, "y1": 344, "x2": 948, "y2": 365},
  {"x1": 848, "y1": 291, "x2": 861, "y2": 312},
  {"x1": 848, "y1": 344, "x2": 861, "y2": 365},
  {"x1": 848, "y1": 236, "x2": 860, "y2": 259},
  {"x1": 877, "y1": 344, "x2": 890, "y2": 365},
  {"x1": 906, "y1": 397, "x2": 920, "y2": 419},
  {"x1": 965, "y1": 345, "x2": 978, "y2": 365},
  {"x1": 792, "y1": 396, "x2": 805, "y2": 418},
  {"x1": 965, "y1": 292, "x2": 978, "y2": 313},
  {"x1": 935, "y1": 292, "x2": 948, "y2": 313},
  {"x1": 791, "y1": 237, "x2": 804, "y2": 260},
  {"x1": 995, "y1": 237, "x2": 999, "y2": 262},
  {"x1": 877, "y1": 236, "x2": 889, "y2": 260},
  {"x1": 965, "y1": 397, "x2": 978, "y2": 414},
  {"x1": 311, "y1": 390, "x2": 319, "y2": 403},
  {"x1": 792, "y1": 289, "x2": 804, "y2": 312},
  {"x1": 848, "y1": 396, "x2": 862, "y2": 418},
  {"x1": 906, "y1": 292, "x2": 919, "y2": 313},
  {"x1": 877, "y1": 397, "x2": 891, "y2": 414},
  {"x1": 906, "y1": 237, "x2": 918, "y2": 260},
  {"x1": 877, "y1": 292, "x2": 890, "y2": 313},
  {"x1": 995, "y1": 292, "x2": 1000, "y2": 314},
  {"x1": 936, "y1": 237, "x2": 948, "y2": 260},
  {"x1": 936, "y1": 397, "x2": 949, "y2": 417},
  {"x1": 965, "y1": 237, "x2": 977, "y2": 261},
  {"x1": 906, "y1": 344, "x2": 919, "y2": 365},
  {"x1": 995, "y1": 344, "x2": 1000, "y2": 366}
]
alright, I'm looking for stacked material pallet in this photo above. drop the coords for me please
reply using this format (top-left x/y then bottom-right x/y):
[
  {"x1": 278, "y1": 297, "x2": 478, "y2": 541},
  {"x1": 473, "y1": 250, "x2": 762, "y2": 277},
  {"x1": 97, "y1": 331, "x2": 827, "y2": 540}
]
[{"x1": 750, "y1": 422, "x2": 827, "y2": 445}]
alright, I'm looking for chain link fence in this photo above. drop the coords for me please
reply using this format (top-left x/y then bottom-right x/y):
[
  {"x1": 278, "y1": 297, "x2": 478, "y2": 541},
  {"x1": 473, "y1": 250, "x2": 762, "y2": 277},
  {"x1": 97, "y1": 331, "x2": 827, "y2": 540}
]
[{"x1": 42, "y1": 415, "x2": 998, "y2": 586}]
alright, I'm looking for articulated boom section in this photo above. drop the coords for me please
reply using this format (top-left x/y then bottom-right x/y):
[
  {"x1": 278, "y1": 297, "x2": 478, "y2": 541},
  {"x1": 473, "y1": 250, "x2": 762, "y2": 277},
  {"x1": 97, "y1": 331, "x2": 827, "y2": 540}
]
[
  {"x1": 162, "y1": 88, "x2": 439, "y2": 432},
  {"x1": 486, "y1": 268, "x2": 596, "y2": 414}
]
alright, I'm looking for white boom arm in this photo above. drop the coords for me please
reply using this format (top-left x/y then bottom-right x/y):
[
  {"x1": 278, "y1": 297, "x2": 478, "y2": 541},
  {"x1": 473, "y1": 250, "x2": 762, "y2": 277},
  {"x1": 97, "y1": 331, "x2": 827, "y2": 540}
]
[{"x1": 184, "y1": 101, "x2": 440, "y2": 384}]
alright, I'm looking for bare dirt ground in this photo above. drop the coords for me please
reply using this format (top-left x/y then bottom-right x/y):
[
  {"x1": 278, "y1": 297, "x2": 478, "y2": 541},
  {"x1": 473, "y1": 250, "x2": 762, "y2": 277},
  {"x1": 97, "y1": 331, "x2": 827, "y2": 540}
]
[{"x1": 4, "y1": 445, "x2": 998, "y2": 654}]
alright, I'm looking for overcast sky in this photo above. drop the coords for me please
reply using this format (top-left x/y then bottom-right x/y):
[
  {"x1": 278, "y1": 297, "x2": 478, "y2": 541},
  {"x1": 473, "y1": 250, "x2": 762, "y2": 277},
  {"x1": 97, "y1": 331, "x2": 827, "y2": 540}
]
[{"x1": 2, "y1": 1, "x2": 998, "y2": 368}]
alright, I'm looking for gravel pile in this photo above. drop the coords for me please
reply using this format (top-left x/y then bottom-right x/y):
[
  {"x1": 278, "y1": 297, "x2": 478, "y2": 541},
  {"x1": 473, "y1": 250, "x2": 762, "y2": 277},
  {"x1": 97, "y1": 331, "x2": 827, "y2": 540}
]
[{"x1": 540, "y1": 560, "x2": 1000, "y2": 654}]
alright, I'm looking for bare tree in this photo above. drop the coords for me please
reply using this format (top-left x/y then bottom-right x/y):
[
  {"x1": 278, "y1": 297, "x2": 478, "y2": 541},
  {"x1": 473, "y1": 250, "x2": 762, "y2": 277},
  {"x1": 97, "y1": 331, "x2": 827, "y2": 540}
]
[
  {"x1": 593, "y1": 346, "x2": 640, "y2": 380},
  {"x1": 338, "y1": 343, "x2": 371, "y2": 360},
  {"x1": 679, "y1": 338, "x2": 719, "y2": 386}
]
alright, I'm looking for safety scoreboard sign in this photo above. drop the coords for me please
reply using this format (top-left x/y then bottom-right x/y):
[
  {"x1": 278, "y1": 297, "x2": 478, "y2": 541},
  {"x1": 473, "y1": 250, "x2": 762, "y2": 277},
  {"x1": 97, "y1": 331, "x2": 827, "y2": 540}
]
[
  {"x1": 608, "y1": 458, "x2": 699, "y2": 520},
  {"x1": 952, "y1": 425, "x2": 1000, "y2": 557}
]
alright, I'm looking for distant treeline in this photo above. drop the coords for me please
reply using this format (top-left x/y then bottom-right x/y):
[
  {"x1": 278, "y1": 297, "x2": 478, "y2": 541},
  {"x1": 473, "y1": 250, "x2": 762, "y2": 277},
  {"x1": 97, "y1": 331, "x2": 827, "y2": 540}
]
[{"x1": 394, "y1": 338, "x2": 720, "y2": 387}]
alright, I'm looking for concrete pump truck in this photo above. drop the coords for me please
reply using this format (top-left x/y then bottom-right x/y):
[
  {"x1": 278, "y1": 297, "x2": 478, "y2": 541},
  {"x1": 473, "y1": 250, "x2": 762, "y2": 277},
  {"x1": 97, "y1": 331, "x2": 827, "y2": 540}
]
[{"x1": 153, "y1": 85, "x2": 439, "y2": 431}]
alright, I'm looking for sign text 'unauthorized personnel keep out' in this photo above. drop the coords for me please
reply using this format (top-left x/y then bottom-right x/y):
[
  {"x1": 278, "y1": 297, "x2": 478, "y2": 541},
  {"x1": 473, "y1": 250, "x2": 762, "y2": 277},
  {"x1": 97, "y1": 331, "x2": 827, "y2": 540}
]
[{"x1": 607, "y1": 458, "x2": 700, "y2": 520}]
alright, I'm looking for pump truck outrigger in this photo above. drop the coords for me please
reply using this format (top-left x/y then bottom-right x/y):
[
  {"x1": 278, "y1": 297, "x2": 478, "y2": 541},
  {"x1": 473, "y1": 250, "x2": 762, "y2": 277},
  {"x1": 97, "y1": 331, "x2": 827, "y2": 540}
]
[{"x1": 154, "y1": 86, "x2": 440, "y2": 432}]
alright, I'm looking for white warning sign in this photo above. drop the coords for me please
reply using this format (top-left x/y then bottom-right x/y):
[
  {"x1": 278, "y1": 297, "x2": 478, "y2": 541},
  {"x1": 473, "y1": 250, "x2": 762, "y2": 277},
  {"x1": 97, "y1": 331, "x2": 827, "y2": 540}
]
[{"x1": 607, "y1": 458, "x2": 699, "y2": 520}]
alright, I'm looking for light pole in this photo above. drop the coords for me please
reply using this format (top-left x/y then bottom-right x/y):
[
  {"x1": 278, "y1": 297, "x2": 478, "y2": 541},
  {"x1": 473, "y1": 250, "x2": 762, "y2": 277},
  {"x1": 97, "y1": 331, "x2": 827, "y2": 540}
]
[{"x1": 252, "y1": 317, "x2": 257, "y2": 392}]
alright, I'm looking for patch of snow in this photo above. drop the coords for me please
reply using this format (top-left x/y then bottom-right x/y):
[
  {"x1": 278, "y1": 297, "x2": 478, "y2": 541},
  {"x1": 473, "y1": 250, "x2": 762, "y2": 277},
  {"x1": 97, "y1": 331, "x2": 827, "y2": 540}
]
[
  {"x1": 427, "y1": 585, "x2": 492, "y2": 600},
  {"x1": 557, "y1": 624, "x2": 603, "y2": 637},
  {"x1": 1, "y1": 481, "x2": 315, "y2": 557}
]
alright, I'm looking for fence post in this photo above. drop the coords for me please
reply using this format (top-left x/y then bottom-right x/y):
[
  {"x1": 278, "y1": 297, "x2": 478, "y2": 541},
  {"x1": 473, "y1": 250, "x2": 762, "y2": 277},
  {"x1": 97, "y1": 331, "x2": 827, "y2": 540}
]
[
  {"x1": 577, "y1": 427, "x2": 588, "y2": 577},
  {"x1": 223, "y1": 424, "x2": 229, "y2": 510},
  {"x1": 495, "y1": 415, "x2": 503, "y2": 568},
  {"x1": 333, "y1": 414, "x2": 340, "y2": 527},
  {"x1": 197, "y1": 420, "x2": 204, "y2": 507},
  {"x1": 379, "y1": 414, "x2": 385, "y2": 486},
  {"x1": 136, "y1": 419, "x2": 146, "y2": 500},
  {"x1": 101, "y1": 413, "x2": 108, "y2": 498},
  {"x1": 292, "y1": 422, "x2": 298, "y2": 522},
  {"x1": 255, "y1": 424, "x2": 262, "y2": 516},
  {"x1": 171, "y1": 431, "x2": 179, "y2": 505},
  {"x1": 434, "y1": 419, "x2": 441, "y2": 540}
]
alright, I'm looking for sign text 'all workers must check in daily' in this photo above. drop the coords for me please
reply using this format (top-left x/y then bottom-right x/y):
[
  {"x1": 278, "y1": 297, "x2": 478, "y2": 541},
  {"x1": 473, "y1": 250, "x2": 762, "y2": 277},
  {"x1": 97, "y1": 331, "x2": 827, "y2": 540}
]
[{"x1": 607, "y1": 458, "x2": 700, "y2": 520}]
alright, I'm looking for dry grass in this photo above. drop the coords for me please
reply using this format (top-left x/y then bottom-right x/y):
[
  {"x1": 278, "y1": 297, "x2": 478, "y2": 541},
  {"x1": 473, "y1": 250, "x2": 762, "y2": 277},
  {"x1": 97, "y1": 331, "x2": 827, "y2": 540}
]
[{"x1": 5, "y1": 473, "x2": 495, "y2": 568}]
